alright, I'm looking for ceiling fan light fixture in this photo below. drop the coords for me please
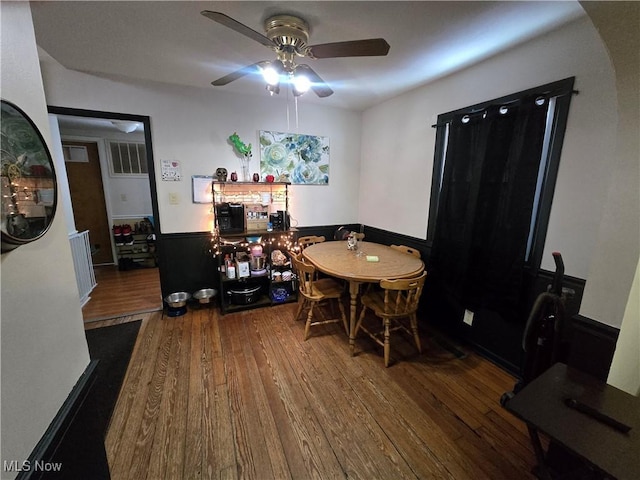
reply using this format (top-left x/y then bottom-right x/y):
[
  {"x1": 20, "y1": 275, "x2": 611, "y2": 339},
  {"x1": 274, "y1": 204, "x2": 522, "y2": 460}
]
[
  {"x1": 262, "y1": 65, "x2": 280, "y2": 86},
  {"x1": 292, "y1": 72, "x2": 311, "y2": 95},
  {"x1": 261, "y1": 59, "x2": 284, "y2": 86}
]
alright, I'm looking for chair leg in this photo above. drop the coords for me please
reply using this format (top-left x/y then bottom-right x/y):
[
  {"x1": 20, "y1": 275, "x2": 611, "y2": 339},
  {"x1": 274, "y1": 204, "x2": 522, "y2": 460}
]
[
  {"x1": 410, "y1": 313, "x2": 421, "y2": 353},
  {"x1": 383, "y1": 317, "x2": 391, "y2": 367},
  {"x1": 295, "y1": 297, "x2": 305, "y2": 321},
  {"x1": 304, "y1": 303, "x2": 315, "y2": 341}
]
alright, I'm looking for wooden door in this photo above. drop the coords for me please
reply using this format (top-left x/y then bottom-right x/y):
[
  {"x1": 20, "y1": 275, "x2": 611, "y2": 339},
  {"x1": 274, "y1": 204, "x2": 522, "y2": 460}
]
[{"x1": 65, "y1": 141, "x2": 113, "y2": 265}]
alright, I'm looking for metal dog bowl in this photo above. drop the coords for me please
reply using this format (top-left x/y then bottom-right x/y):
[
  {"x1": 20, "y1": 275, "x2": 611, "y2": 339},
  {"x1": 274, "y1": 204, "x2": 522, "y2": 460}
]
[
  {"x1": 193, "y1": 288, "x2": 217, "y2": 304},
  {"x1": 164, "y1": 291, "x2": 191, "y2": 308}
]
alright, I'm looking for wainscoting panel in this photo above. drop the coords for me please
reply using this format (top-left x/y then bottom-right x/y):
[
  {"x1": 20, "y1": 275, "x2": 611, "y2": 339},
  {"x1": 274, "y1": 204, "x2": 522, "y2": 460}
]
[
  {"x1": 362, "y1": 225, "x2": 431, "y2": 261},
  {"x1": 155, "y1": 225, "x2": 618, "y2": 378},
  {"x1": 565, "y1": 314, "x2": 620, "y2": 382},
  {"x1": 16, "y1": 362, "x2": 110, "y2": 480},
  {"x1": 156, "y1": 232, "x2": 218, "y2": 299},
  {"x1": 424, "y1": 262, "x2": 589, "y2": 374},
  {"x1": 294, "y1": 223, "x2": 362, "y2": 242}
]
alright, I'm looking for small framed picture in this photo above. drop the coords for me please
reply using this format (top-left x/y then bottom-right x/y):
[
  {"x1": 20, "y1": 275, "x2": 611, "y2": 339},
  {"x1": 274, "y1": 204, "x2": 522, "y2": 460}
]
[
  {"x1": 192, "y1": 175, "x2": 213, "y2": 204},
  {"x1": 161, "y1": 159, "x2": 182, "y2": 181}
]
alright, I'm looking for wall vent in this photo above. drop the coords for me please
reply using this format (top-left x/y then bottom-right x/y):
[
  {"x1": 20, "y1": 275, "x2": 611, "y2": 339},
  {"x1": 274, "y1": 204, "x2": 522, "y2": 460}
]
[{"x1": 62, "y1": 144, "x2": 89, "y2": 163}]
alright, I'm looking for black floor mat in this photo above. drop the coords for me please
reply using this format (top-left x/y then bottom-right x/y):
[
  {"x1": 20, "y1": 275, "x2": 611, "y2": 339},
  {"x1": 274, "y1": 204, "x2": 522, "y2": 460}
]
[{"x1": 84, "y1": 320, "x2": 142, "y2": 434}]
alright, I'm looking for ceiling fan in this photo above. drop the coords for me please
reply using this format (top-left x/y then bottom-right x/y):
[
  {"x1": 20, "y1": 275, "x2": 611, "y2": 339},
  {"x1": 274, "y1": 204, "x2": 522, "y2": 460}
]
[{"x1": 201, "y1": 11, "x2": 390, "y2": 98}]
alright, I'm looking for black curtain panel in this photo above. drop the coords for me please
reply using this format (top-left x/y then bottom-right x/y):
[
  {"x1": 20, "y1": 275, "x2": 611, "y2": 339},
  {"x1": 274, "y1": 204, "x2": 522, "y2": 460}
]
[
  {"x1": 432, "y1": 95, "x2": 549, "y2": 319},
  {"x1": 431, "y1": 111, "x2": 489, "y2": 302}
]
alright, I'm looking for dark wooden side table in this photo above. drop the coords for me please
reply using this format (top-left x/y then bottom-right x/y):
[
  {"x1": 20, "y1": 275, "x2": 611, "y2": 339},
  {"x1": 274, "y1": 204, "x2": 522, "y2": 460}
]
[{"x1": 505, "y1": 362, "x2": 639, "y2": 479}]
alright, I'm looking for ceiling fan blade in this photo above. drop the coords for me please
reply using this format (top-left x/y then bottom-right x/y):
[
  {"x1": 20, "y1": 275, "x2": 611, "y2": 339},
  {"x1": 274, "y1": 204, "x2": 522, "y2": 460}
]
[
  {"x1": 308, "y1": 38, "x2": 390, "y2": 58},
  {"x1": 296, "y1": 64, "x2": 334, "y2": 98},
  {"x1": 212, "y1": 61, "x2": 268, "y2": 86},
  {"x1": 201, "y1": 11, "x2": 274, "y2": 48}
]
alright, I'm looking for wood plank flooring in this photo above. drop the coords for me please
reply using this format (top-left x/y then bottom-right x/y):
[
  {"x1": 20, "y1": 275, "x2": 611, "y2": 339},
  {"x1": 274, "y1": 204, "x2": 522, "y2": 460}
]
[
  {"x1": 104, "y1": 303, "x2": 537, "y2": 479},
  {"x1": 82, "y1": 265, "x2": 162, "y2": 323}
]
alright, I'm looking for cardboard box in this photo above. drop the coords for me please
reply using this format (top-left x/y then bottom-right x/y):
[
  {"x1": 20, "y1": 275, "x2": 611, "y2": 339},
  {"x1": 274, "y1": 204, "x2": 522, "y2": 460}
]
[{"x1": 245, "y1": 203, "x2": 269, "y2": 232}]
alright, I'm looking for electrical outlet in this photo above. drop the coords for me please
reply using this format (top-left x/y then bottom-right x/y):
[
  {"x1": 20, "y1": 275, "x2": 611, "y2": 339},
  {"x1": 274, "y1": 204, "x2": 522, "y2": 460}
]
[
  {"x1": 169, "y1": 192, "x2": 179, "y2": 205},
  {"x1": 463, "y1": 309, "x2": 474, "y2": 326}
]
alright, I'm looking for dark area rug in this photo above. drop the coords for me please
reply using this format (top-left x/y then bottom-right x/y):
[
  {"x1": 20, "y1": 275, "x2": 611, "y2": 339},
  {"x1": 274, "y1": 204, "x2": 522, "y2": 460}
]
[
  {"x1": 85, "y1": 320, "x2": 142, "y2": 434},
  {"x1": 39, "y1": 320, "x2": 142, "y2": 479}
]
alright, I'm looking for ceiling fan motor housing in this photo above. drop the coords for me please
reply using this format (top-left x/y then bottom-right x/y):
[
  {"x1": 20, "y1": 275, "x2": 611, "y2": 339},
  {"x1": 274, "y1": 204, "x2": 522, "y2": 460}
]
[{"x1": 265, "y1": 15, "x2": 310, "y2": 54}]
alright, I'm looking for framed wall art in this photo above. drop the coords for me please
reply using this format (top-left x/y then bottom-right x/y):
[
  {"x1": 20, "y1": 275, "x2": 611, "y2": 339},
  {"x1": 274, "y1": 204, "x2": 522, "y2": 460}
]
[
  {"x1": 259, "y1": 130, "x2": 329, "y2": 185},
  {"x1": 161, "y1": 159, "x2": 182, "y2": 181},
  {"x1": 192, "y1": 175, "x2": 213, "y2": 204}
]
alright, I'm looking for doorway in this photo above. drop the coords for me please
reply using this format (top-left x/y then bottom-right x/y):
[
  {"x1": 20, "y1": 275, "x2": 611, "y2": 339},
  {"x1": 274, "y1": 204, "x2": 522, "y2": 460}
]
[
  {"x1": 64, "y1": 140, "x2": 112, "y2": 264},
  {"x1": 49, "y1": 106, "x2": 162, "y2": 320}
]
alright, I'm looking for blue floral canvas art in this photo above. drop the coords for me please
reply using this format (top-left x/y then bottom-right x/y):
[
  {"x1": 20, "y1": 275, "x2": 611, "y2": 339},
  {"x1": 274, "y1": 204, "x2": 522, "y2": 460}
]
[{"x1": 259, "y1": 130, "x2": 329, "y2": 184}]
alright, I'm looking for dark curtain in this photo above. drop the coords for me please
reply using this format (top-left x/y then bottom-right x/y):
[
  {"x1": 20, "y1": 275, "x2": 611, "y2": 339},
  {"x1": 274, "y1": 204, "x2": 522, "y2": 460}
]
[{"x1": 431, "y1": 95, "x2": 549, "y2": 319}]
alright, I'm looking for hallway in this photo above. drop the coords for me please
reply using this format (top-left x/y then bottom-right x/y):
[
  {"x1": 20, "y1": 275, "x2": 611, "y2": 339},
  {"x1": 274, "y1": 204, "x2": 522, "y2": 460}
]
[{"x1": 82, "y1": 265, "x2": 162, "y2": 323}]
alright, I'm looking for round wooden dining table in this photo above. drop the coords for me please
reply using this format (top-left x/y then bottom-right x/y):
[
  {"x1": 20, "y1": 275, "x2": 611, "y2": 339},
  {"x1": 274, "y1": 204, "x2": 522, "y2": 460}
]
[{"x1": 302, "y1": 241, "x2": 425, "y2": 354}]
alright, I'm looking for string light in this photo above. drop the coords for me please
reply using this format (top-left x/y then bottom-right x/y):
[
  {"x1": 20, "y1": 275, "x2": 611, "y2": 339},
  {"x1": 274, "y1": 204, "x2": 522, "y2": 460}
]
[
  {"x1": 209, "y1": 229, "x2": 296, "y2": 258},
  {"x1": 208, "y1": 181, "x2": 299, "y2": 290}
]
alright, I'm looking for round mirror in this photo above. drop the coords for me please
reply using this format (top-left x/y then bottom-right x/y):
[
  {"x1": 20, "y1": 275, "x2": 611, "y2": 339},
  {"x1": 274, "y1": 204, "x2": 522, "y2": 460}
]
[{"x1": 1, "y1": 99, "x2": 57, "y2": 252}]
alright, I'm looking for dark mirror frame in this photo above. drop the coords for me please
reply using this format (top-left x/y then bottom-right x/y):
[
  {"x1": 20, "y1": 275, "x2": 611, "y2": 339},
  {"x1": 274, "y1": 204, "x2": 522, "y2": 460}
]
[{"x1": 1, "y1": 99, "x2": 58, "y2": 252}]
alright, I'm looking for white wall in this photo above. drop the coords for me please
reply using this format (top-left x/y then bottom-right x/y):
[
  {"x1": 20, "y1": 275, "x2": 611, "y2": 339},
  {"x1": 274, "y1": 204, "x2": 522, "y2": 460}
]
[
  {"x1": 58, "y1": 128, "x2": 152, "y2": 220},
  {"x1": 580, "y1": 1, "x2": 640, "y2": 393},
  {"x1": 361, "y1": 11, "x2": 638, "y2": 335},
  {"x1": 0, "y1": 3, "x2": 90, "y2": 475},
  {"x1": 361, "y1": 16, "x2": 617, "y2": 280},
  {"x1": 39, "y1": 61, "x2": 363, "y2": 234},
  {"x1": 578, "y1": 1, "x2": 640, "y2": 331}
]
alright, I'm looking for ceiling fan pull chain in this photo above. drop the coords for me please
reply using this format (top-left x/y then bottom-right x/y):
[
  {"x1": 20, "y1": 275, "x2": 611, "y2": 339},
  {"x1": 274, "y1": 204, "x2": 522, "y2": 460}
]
[
  {"x1": 295, "y1": 95, "x2": 299, "y2": 130},
  {"x1": 286, "y1": 86, "x2": 291, "y2": 131}
]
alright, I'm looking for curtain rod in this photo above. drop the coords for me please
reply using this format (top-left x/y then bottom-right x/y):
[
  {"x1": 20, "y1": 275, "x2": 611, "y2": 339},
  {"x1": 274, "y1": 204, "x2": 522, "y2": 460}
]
[{"x1": 431, "y1": 89, "x2": 579, "y2": 128}]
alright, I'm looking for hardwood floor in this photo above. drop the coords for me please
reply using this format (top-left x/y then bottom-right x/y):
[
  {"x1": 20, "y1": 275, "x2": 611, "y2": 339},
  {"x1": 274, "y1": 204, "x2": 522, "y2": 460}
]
[
  {"x1": 82, "y1": 265, "x2": 162, "y2": 323},
  {"x1": 104, "y1": 303, "x2": 537, "y2": 479}
]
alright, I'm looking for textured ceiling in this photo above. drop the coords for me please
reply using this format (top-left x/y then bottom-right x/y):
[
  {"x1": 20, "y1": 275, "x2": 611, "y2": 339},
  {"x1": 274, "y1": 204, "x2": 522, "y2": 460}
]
[{"x1": 32, "y1": 1, "x2": 585, "y2": 113}]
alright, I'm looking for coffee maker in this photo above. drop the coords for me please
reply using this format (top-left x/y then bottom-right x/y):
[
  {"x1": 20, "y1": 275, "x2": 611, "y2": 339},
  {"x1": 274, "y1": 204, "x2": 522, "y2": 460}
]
[
  {"x1": 215, "y1": 202, "x2": 244, "y2": 233},
  {"x1": 269, "y1": 210, "x2": 290, "y2": 231}
]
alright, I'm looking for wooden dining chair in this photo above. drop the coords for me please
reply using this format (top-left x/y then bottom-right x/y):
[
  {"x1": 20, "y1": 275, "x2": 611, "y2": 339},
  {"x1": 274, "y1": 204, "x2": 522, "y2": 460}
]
[
  {"x1": 334, "y1": 227, "x2": 364, "y2": 241},
  {"x1": 390, "y1": 244, "x2": 421, "y2": 258},
  {"x1": 295, "y1": 235, "x2": 326, "y2": 280},
  {"x1": 355, "y1": 271, "x2": 427, "y2": 367},
  {"x1": 296, "y1": 235, "x2": 326, "y2": 251},
  {"x1": 290, "y1": 254, "x2": 348, "y2": 340}
]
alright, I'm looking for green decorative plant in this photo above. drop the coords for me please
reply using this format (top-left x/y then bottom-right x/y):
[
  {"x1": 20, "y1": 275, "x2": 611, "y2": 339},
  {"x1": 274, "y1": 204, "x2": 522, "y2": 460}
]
[
  {"x1": 228, "y1": 132, "x2": 252, "y2": 158},
  {"x1": 228, "y1": 132, "x2": 252, "y2": 181}
]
